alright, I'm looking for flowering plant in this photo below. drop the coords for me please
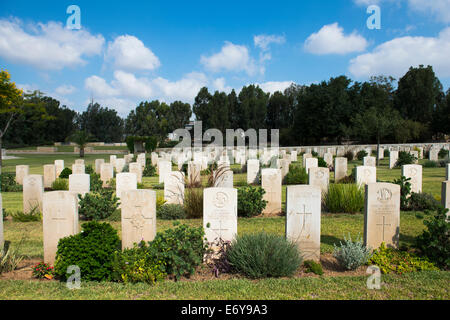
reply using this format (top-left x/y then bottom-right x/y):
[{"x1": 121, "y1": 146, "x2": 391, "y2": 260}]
[{"x1": 32, "y1": 262, "x2": 54, "y2": 279}]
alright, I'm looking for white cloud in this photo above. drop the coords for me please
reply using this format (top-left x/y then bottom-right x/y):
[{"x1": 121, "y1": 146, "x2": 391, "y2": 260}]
[
  {"x1": 304, "y1": 23, "x2": 368, "y2": 55},
  {"x1": 408, "y1": 0, "x2": 450, "y2": 23},
  {"x1": 353, "y1": 0, "x2": 383, "y2": 5},
  {"x1": 105, "y1": 35, "x2": 161, "y2": 71},
  {"x1": 85, "y1": 75, "x2": 119, "y2": 97},
  {"x1": 200, "y1": 42, "x2": 260, "y2": 75},
  {"x1": 212, "y1": 77, "x2": 232, "y2": 93},
  {"x1": 349, "y1": 27, "x2": 450, "y2": 78},
  {"x1": 0, "y1": 18, "x2": 104, "y2": 70},
  {"x1": 151, "y1": 72, "x2": 208, "y2": 102},
  {"x1": 54, "y1": 85, "x2": 77, "y2": 95},
  {"x1": 255, "y1": 81, "x2": 294, "y2": 94},
  {"x1": 254, "y1": 34, "x2": 286, "y2": 51},
  {"x1": 111, "y1": 71, "x2": 153, "y2": 98}
]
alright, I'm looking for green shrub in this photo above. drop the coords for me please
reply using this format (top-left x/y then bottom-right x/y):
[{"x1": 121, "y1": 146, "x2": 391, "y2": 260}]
[
  {"x1": 318, "y1": 157, "x2": 328, "y2": 168},
  {"x1": 85, "y1": 165, "x2": 94, "y2": 174},
  {"x1": 369, "y1": 242, "x2": 438, "y2": 274},
  {"x1": 78, "y1": 189, "x2": 120, "y2": 221},
  {"x1": 414, "y1": 207, "x2": 450, "y2": 269},
  {"x1": 152, "y1": 182, "x2": 164, "y2": 190},
  {"x1": 393, "y1": 176, "x2": 411, "y2": 210},
  {"x1": 407, "y1": 192, "x2": 441, "y2": 212},
  {"x1": 344, "y1": 151, "x2": 354, "y2": 161},
  {"x1": 333, "y1": 234, "x2": 372, "y2": 270},
  {"x1": 438, "y1": 148, "x2": 449, "y2": 159},
  {"x1": 227, "y1": 232, "x2": 302, "y2": 279},
  {"x1": 356, "y1": 150, "x2": 368, "y2": 161},
  {"x1": 395, "y1": 151, "x2": 416, "y2": 167},
  {"x1": 234, "y1": 180, "x2": 248, "y2": 187},
  {"x1": 184, "y1": 188, "x2": 203, "y2": 219},
  {"x1": 0, "y1": 173, "x2": 22, "y2": 192},
  {"x1": 55, "y1": 221, "x2": 121, "y2": 281},
  {"x1": 303, "y1": 260, "x2": 323, "y2": 275},
  {"x1": 58, "y1": 168, "x2": 72, "y2": 179},
  {"x1": 143, "y1": 162, "x2": 156, "y2": 177},
  {"x1": 9, "y1": 206, "x2": 41, "y2": 222},
  {"x1": 112, "y1": 242, "x2": 166, "y2": 284},
  {"x1": 324, "y1": 184, "x2": 364, "y2": 213},
  {"x1": 105, "y1": 209, "x2": 121, "y2": 222},
  {"x1": 237, "y1": 186, "x2": 267, "y2": 217},
  {"x1": 311, "y1": 151, "x2": 318, "y2": 157},
  {"x1": 384, "y1": 149, "x2": 390, "y2": 157},
  {"x1": 89, "y1": 172, "x2": 103, "y2": 192},
  {"x1": 51, "y1": 178, "x2": 68, "y2": 191},
  {"x1": 125, "y1": 136, "x2": 135, "y2": 153},
  {"x1": 0, "y1": 244, "x2": 24, "y2": 274},
  {"x1": 150, "y1": 222, "x2": 207, "y2": 280},
  {"x1": 423, "y1": 160, "x2": 439, "y2": 168},
  {"x1": 284, "y1": 164, "x2": 308, "y2": 185},
  {"x1": 157, "y1": 204, "x2": 186, "y2": 220},
  {"x1": 439, "y1": 159, "x2": 450, "y2": 168}
]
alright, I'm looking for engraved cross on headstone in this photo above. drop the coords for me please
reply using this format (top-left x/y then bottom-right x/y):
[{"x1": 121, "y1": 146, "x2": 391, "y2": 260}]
[
  {"x1": 376, "y1": 216, "x2": 391, "y2": 241},
  {"x1": 211, "y1": 220, "x2": 229, "y2": 239},
  {"x1": 293, "y1": 204, "x2": 312, "y2": 240},
  {"x1": 124, "y1": 205, "x2": 153, "y2": 232}
]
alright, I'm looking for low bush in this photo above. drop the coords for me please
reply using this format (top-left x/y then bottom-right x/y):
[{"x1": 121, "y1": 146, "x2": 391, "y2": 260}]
[
  {"x1": 395, "y1": 151, "x2": 416, "y2": 167},
  {"x1": 369, "y1": 243, "x2": 438, "y2": 274},
  {"x1": 393, "y1": 176, "x2": 411, "y2": 210},
  {"x1": 184, "y1": 188, "x2": 203, "y2": 219},
  {"x1": 323, "y1": 184, "x2": 364, "y2": 213},
  {"x1": 89, "y1": 172, "x2": 103, "y2": 192},
  {"x1": 414, "y1": 207, "x2": 450, "y2": 269},
  {"x1": 439, "y1": 159, "x2": 450, "y2": 168},
  {"x1": 438, "y1": 148, "x2": 449, "y2": 159},
  {"x1": 51, "y1": 178, "x2": 68, "y2": 191},
  {"x1": 0, "y1": 173, "x2": 22, "y2": 192},
  {"x1": 344, "y1": 150, "x2": 354, "y2": 161},
  {"x1": 78, "y1": 189, "x2": 120, "y2": 221},
  {"x1": 303, "y1": 260, "x2": 323, "y2": 275},
  {"x1": 152, "y1": 182, "x2": 164, "y2": 189},
  {"x1": 407, "y1": 192, "x2": 441, "y2": 212},
  {"x1": 58, "y1": 168, "x2": 72, "y2": 179},
  {"x1": 237, "y1": 186, "x2": 267, "y2": 217},
  {"x1": 423, "y1": 160, "x2": 439, "y2": 168},
  {"x1": 234, "y1": 180, "x2": 248, "y2": 187},
  {"x1": 284, "y1": 164, "x2": 308, "y2": 185},
  {"x1": 333, "y1": 235, "x2": 372, "y2": 270},
  {"x1": 204, "y1": 238, "x2": 232, "y2": 277},
  {"x1": 112, "y1": 242, "x2": 167, "y2": 284},
  {"x1": 157, "y1": 204, "x2": 187, "y2": 220},
  {"x1": 318, "y1": 157, "x2": 328, "y2": 168},
  {"x1": 9, "y1": 206, "x2": 41, "y2": 222},
  {"x1": 384, "y1": 149, "x2": 390, "y2": 157},
  {"x1": 143, "y1": 159, "x2": 156, "y2": 177},
  {"x1": 226, "y1": 232, "x2": 302, "y2": 279},
  {"x1": 0, "y1": 245, "x2": 23, "y2": 274},
  {"x1": 356, "y1": 150, "x2": 368, "y2": 161},
  {"x1": 55, "y1": 221, "x2": 121, "y2": 281}
]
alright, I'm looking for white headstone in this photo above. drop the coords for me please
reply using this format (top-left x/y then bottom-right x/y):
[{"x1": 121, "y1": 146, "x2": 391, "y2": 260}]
[
  {"x1": 363, "y1": 156, "x2": 376, "y2": 167},
  {"x1": 389, "y1": 151, "x2": 399, "y2": 169},
  {"x1": 159, "y1": 160, "x2": 172, "y2": 183},
  {"x1": 54, "y1": 160, "x2": 64, "y2": 178},
  {"x1": 164, "y1": 171, "x2": 185, "y2": 205},
  {"x1": 110, "y1": 155, "x2": 117, "y2": 167},
  {"x1": 446, "y1": 163, "x2": 450, "y2": 181},
  {"x1": 129, "y1": 162, "x2": 142, "y2": 183},
  {"x1": 364, "y1": 183, "x2": 400, "y2": 249},
  {"x1": 187, "y1": 161, "x2": 201, "y2": 185},
  {"x1": 305, "y1": 157, "x2": 318, "y2": 173},
  {"x1": 214, "y1": 169, "x2": 233, "y2": 188},
  {"x1": 442, "y1": 181, "x2": 450, "y2": 217},
  {"x1": 261, "y1": 169, "x2": 282, "y2": 215},
  {"x1": 15, "y1": 165, "x2": 29, "y2": 185},
  {"x1": 75, "y1": 159, "x2": 85, "y2": 165},
  {"x1": 323, "y1": 153, "x2": 333, "y2": 167},
  {"x1": 308, "y1": 167, "x2": 329, "y2": 194},
  {"x1": 43, "y1": 191, "x2": 79, "y2": 264},
  {"x1": 334, "y1": 157, "x2": 348, "y2": 182},
  {"x1": 100, "y1": 163, "x2": 114, "y2": 187},
  {"x1": 43, "y1": 164, "x2": 56, "y2": 189},
  {"x1": 121, "y1": 189, "x2": 156, "y2": 249},
  {"x1": 69, "y1": 174, "x2": 90, "y2": 195},
  {"x1": 72, "y1": 164, "x2": 85, "y2": 174},
  {"x1": 302, "y1": 153, "x2": 312, "y2": 168},
  {"x1": 356, "y1": 166, "x2": 377, "y2": 186},
  {"x1": 116, "y1": 173, "x2": 137, "y2": 200},
  {"x1": 286, "y1": 185, "x2": 321, "y2": 261},
  {"x1": 115, "y1": 158, "x2": 126, "y2": 173},
  {"x1": 95, "y1": 159, "x2": 105, "y2": 174},
  {"x1": 290, "y1": 151, "x2": 298, "y2": 162},
  {"x1": 401, "y1": 164, "x2": 422, "y2": 194},
  {"x1": 203, "y1": 188, "x2": 237, "y2": 243},
  {"x1": 247, "y1": 159, "x2": 260, "y2": 184},
  {"x1": 23, "y1": 175, "x2": 44, "y2": 214}
]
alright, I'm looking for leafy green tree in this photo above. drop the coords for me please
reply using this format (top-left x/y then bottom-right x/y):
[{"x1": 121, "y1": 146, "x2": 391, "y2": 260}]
[
  {"x1": 70, "y1": 130, "x2": 92, "y2": 158},
  {"x1": 237, "y1": 85, "x2": 269, "y2": 131},
  {"x1": 167, "y1": 101, "x2": 191, "y2": 132}
]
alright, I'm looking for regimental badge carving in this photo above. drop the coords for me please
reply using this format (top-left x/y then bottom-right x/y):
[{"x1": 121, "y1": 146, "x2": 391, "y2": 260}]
[
  {"x1": 410, "y1": 168, "x2": 417, "y2": 176},
  {"x1": 364, "y1": 169, "x2": 372, "y2": 178},
  {"x1": 315, "y1": 171, "x2": 324, "y2": 179},
  {"x1": 129, "y1": 212, "x2": 146, "y2": 231},
  {"x1": 377, "y1": 188, "x2": 392, "y2": 201},
  {"x1": 213, "y1": 192, "x2": 228, "y2": 208}
]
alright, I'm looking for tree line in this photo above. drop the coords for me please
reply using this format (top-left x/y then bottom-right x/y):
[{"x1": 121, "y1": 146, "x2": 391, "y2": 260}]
[{"x1": 1, "y1": 65, "x2": 449, "y2": 149}]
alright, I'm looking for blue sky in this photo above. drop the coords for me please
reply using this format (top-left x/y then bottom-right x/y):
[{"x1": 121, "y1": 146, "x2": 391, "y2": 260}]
[{"x1": 1, "y1": 0, "x2": 449, "y2": 116}]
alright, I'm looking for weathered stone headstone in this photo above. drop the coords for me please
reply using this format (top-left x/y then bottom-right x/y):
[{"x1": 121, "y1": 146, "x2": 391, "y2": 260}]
[
  {"x1": 116, "y1": 173, "x2": 137, "y2": 200},
  {"x1": 100, "y1": 163, "x2": 114, "y2": 187},
  {"x1": 151, "y1": 152, "x2": 158, "y2": 166},
  {"x1": 442, "y1": 181, "x2": 450, "y2": 215},
  {"x1": 378, "y1": 147, "x2": 384, "y2": 160},
  {"x1": 115, "y1": 158, "x2": 126, "y2": 173},
  {"x1": 334, "y1": 157, "x2": 348, "y2": 182},
  {"x1": 389, "y1": 151, "x2": 399, "y2": 169},
  {"x1": 159, "y1": 160, "x2": 172, "y2": 183},
  {"x1": 69, "y1": 174, "x2": 90, "y2": 195},
  {"x1": 43, "y1": 191, "x2": 79, "y2": 264},
  {"x1": 305, "y1": 157, "x2": 318, "y2": 173},
  {"x1": 95, "y1": 159, "x2": 105, "y2": 174},
  {"x1": 356, "y1": 166, "x2": 377, "y2": 186},
  {"x1": 214, "y1": 169, "x2": 233, "y2": 188},
  {"x1": 363, "y1": 156, "x2": 376, "y2": 167},
  {"x1": 279, "y1": 158, "x2": 291, "y2": 181},
  {"x1": 15, "y1": 165, "x2": 29, "y2": 185},
  {"x1": 164, "y1": 171, "x2": 185, "y2": 205},
  {"x1": 302, "y1": 153, "x2": 312, "y2": 168},
  {"x1": 446, "y1": 163, "x2": 450, "y2": 181},
  {"x1": 110, "y1": 155, "x2": 117, "y2": 167},
  {"x1": 72, "y1": 164, "x2": 85, "y2": 174},
  {"x1": 364, "y1": 183, "x2": 400, "y2": 249},
  {"x1": 43, "y1": 164, "x2": 56, "y2": 189},
  {"x1": 401, "y1": 164, "x2": 422, "y2": 194},
  {"x1": 54, "y1": 160, "x2": 64, "y2": 178},
  {"x1": 286, "y1": 185, "x2": 321, "y2": 261},
  {"x1": 124, "y1": 154, "x2": 134, "y2": 164},
  {"x1": 429, "y1": 148, "x2": 439, "y2": 161},
  {"x1": 308, "y1": 167, "x2": 329, "y2": 194},
  {"x1": 23, "y1": 175, "x2": 44, "y2": 214},
  {"x1": 409, "y1": 151, "x2": 419, "y2": 163},
  {"x1": 247, "y1": 159, "x2": 260, "y2": 184},
  {"x1": 291, "y1": 151, "x2": 298, "y2": 162},
  {"x1": 121, "y1": 189, "x2": 157, "y2": 249},
  {"x1": 203, "y1": 187, "x2": 237, "y2": 243},
  {"x1": 75, "y1": 159, "x2": 85, "y2": 165},
  {"x1": 261, "y1": 169, "x2": 282, "y2": 215},
  {"x1": 129, "y1": 162, "x2": 142, "y2": 183},
  {"x1": 323, "y1": 153, "x2": 333, "y2": 167}
]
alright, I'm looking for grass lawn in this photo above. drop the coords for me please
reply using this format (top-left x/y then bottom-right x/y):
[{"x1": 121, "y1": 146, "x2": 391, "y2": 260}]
[{"x1": 1, "y1": 153, "x2": 448, "y2": 300}]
